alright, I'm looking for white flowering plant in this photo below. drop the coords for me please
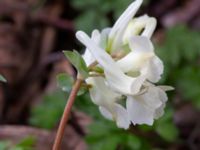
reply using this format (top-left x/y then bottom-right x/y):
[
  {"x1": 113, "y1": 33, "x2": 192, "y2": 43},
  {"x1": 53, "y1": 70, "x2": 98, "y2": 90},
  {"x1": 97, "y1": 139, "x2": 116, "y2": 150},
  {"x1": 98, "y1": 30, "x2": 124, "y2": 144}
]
[{"x1": 53, "y1": 0, "x2": 173, "y2": 149}]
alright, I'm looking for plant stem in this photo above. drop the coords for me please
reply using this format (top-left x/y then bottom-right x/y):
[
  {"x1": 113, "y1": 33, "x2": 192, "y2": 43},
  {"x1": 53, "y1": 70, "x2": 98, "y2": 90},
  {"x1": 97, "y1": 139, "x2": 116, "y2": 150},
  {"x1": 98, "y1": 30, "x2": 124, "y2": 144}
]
[{"x1": 52, "y1": 78, "x2": 83, "y2": 150}]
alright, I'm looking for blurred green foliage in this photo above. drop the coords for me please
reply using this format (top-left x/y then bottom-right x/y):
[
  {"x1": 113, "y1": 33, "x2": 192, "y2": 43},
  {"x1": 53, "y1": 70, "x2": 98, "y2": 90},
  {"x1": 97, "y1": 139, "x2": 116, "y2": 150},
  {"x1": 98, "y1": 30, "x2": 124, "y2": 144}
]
[
  {"x1": 86, "y1": 121, "x2": 147, "y2": 150},
  {"x1": 154, "y1": 108, "x2": 178, "y2": 142},
  {"x1": 29, "y1": 90, "x2": 67, "y2": 129},
  {"x1": 156, "y1": 25, "x2": 200, "y2": 109},
  {"x1": 0, "y1": 137, "x2": 36, "y2": 150},
  {"x1": 70, "y1": 0, "x2": 150, "y2": 33}
]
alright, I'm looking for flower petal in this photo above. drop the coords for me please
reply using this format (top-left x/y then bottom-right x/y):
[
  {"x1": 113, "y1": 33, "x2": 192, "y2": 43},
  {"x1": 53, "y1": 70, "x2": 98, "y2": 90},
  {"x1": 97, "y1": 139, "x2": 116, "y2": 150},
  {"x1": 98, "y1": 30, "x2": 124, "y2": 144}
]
[
  {"x1": 117, "y1": 36, "x2": 154, "y2": 73},
  {"x1": 82, "y1": 30, "x2": 101, "y2": 66},
  {"x1": 109, "y1": 0, "x2": 143, "y2": 51},
  {"x1": 127, "y1": 86, "x2": 163, "y2": 125},
  {"x1": 123, "y1": 15, "x2": 156, "y2": 43},
  {"x1": 141, "y1": 56, "x2": 163, "y2": 82},
  {"x1": 114, "y1": 103, "x2": 130, "y2": 129},
  {"x1": 99, "y1": 28, "x2": 111, "y2": 49},
  {"x1": 140, "y1": 87, "x2": 162, "y2": 109},
  {"x1": 141, "y1": 17, "x2": 156, "y2": 38},
  {"x1": 117, "y1": 52, "x2": 144, "y2": 73},
  {"x1": 154, "y1": 88, "x2": 168, "y2": 119},
  {"x1": 99, "y1": 106, "x2": 113, "y2": 120},
  {"x1": 76, "y1": 31, "x2": 145, "y2": 95},
  {"x1": 154, "y1": 103, "x2": 166, "y2": 119},
  {"x1": 86, "y1": 77, "x2": 120, "y2": 107},
  {"x1": 158, "y1": 86, "x2": 174, "y2": 91},
  {"x1": 127, "y1": 96, "x2": 154, "y2": 125},
  {"x1": 104, "y1": 71, "x2": 145, "y2": 95},
  {"x1": 129, "y1": 36, "x2": 154, "y2": 53},
  {"x1": 87, "y1": 77, "x2": 130, "y2": 128},
  {"x1": 99, "y1": 104, "x2": 130, "y2": 129}
]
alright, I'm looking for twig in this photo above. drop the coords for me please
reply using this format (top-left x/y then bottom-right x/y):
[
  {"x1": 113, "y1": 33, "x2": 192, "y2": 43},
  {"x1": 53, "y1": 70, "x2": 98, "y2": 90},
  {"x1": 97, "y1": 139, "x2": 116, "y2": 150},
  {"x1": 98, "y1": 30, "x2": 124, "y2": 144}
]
[{"x1": 53, "y1": 78, "x2": 83, "y2": 150}]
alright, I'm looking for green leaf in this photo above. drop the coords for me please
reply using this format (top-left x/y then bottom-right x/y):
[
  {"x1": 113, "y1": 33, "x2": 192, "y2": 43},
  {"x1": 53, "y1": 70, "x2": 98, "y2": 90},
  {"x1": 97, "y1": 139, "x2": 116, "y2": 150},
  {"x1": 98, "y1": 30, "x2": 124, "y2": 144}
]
[
  {"x1": 125, "y1": 134, "x2": 141, "y2": 150},
  {"x1": 63, "y1": 50, "x2": 89, "y2": 79},
  {"x1": 0, "y1": 75, "x2": 6, "y2": 82},
  {"x1": 16, "y1": 136, "x2": 36, "y2": 148},
  {"x1": 29, "y1": 90, "x2": 67, "y2": 129},
  {"x1": 155, "y1": 109, "x2": 178, "y2": 142},
  {"x1": 0, "y1": 141, "x2": 9, "y2": 150},
  {"x1": 57, "y1": 73, "x2": 74, "y2": 93},
  {"x1": 156, "y1": 122, "x2": 178, "y2": 142}
]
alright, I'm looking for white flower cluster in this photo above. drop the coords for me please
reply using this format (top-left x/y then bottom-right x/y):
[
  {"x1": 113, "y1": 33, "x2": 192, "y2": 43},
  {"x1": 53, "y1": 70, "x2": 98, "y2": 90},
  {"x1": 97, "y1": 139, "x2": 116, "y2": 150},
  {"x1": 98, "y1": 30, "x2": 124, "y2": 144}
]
[{"x1": 76, "y1": 0, "x2": 173, "y2": 129}]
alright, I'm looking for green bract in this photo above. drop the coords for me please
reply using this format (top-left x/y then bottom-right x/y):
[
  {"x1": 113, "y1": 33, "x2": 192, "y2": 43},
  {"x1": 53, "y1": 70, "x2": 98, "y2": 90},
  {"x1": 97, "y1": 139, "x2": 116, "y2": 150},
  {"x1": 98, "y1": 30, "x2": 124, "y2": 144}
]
[{"x1": 63, "y1": 50, "x2": 89, "y2": 79}]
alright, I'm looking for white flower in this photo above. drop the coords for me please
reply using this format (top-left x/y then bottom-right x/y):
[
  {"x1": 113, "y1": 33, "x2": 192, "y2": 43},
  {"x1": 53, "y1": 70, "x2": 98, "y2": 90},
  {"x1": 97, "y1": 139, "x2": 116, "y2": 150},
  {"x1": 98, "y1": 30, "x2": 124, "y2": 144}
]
[
  {"x1": 76, "y1": 31, "x2": 146, "y2": 95},
  {"x1": 108, "y1": 0, "x2": 156, "y2": 53},
  {"x1": 75, "y1": 0, "x2": 173, "y2": 129},
  {"x1": 122, "y1": 15, "x2": 157, "y2": 43},
  {"x1": 108, "y1": 0, "x2": 143, "y2": 51},
  {"x1": 126, "y1": 83, "x2": 172, "y2": 125},
  {"x1": 82, "y1": 30, "x2": 101, "y2": 66},
  {"x1": 117, "y1": 36, "x2": 163, "y2": 83},
  {"x1": 103, "y1": 82, "x2": 172, "y2": 127},
  {"x1": 86, "y1": 74, "x2": 173, "y2": 128},
  {"x1": 86, "y1": 77, "x2": 130, "y2": 129}
]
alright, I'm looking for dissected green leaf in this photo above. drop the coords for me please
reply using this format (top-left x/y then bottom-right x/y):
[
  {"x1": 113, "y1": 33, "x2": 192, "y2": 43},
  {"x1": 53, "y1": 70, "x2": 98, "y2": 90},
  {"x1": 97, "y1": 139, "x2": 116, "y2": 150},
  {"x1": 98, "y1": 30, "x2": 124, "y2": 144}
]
[{"x1": 63, "y1": 50, "x2": 89, "y2": 79}]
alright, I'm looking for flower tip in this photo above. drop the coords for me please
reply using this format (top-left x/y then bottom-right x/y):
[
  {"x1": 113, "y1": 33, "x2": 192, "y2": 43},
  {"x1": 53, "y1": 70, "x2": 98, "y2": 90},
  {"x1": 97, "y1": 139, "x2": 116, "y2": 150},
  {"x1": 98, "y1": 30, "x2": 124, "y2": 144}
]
[
  {"x1": 149, "y1": 17, "x2": 157, "y2": 28},
  {"x1": 109, "y1": 0, "x2": 143, "y2": 39},
  {"x1": 158, "y1": 86, "x2": 175, "y2": 91},
  {"x1": 133, "y1": 0, "x2": 143, "y2": 8},
  {"x1": 137, "y1": 0, "x2": 143, "y2": 4},
  {"x1": 75, "y1": 31, "x2": 85, "y2": 40},
  {"x1": 75, "y1": 31, "x2": 91, "y2": 47}
]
